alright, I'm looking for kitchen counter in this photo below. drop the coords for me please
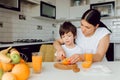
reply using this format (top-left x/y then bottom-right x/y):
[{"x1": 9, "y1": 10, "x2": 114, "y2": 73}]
[
  {"x1": 110, "y1": 39, "x2": 120, "y2": 43},
  {"x1": 28, "y1": 62, "x2": 120, "y2": 80},
  {"x1": 0, "y1": 41, "x2": 54, "y2": 48}
]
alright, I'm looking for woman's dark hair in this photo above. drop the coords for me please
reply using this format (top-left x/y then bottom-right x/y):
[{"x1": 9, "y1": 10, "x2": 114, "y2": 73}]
[
  {"x1": 59, "y1": 21, "x2": 77, "y2": 37},
  {"x1": 81, "y1": 9, "x2": 112, "y2": 32}
]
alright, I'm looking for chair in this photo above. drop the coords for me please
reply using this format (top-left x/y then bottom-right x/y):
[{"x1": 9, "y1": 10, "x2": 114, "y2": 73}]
[{"x1": 39, "y1": 44, "x2": 56, "y2": 62}]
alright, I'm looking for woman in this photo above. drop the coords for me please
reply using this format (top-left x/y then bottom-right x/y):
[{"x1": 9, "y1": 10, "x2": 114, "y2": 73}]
[{"x1": 53, "y1": 9, "x2": 111, "y2": 64}]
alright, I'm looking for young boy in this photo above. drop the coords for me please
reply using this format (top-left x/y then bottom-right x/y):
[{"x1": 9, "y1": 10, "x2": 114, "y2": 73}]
[{"x1": 55, "y1": 22, "x2": 82, "y2": 61}]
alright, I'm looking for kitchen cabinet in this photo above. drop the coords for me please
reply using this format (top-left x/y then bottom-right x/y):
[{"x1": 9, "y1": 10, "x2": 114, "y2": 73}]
[
  {"x1": 23, "y1": 0, "x2": 40, "y2": 4},
  {"x1": 89, "y1": 0, "x2": 115, "y2": 4},
  {"x1": 116, "y1": 0, "x2": 120, "y2": 14},
  {"x1": 56, "y1": 0, "x2": 70, "y2": 20},
  {"x1": 69, "y1": 0, "x2": 90, "y2": 20},
  {"x1": 29, "y1": 3, "x2": 40, "y2": 17},
  {"x1": 69, "y1": 5, "x2": 90, "y2": 19},
  {"x1": 106, "y1": 43, "x2": 114, "y2": 61},
  {"x1": 23, "y1": 0, "x2": 56, "y2": 5},
  {"x1": 114, "y1": 43, "x2": 120, "y2": 61},
  {"x1": 28, "y1": 0, "x2": 56, "y2": 21},
  {"x1": 56, "y1": 0, "x2": 90, "y2": 21}
]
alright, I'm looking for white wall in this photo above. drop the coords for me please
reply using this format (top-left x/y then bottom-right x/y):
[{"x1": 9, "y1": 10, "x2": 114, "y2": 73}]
[{"x1": 0, "y1": 2, "x2": 56, "y2": 42}]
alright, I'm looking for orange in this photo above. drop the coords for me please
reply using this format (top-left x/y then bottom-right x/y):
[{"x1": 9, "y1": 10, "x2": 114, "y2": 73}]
[
  {"x1": 12, "y1": 63, "x2": 30, "y2": 80},
  {"x1": 0, "y1": 61, "x2": 2, "y2": 69},
  {"x1": 1, "y1": 62, "x2": 14, "y2": 72},
  {"x1": 19, "y1": 58, "x2": 25, "y2": 63},
  {"x1": 62, "y1": 58, "x2": 71, "y2": 65},
  {"x1": 82, "y1": 61, "x2": 92, "y2": 68},
  {"x1": 2, "y1": 72, "x2": 17, "y2": 80}
]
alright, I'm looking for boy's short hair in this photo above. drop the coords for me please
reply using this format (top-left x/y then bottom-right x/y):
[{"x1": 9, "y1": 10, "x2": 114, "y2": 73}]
[{"x1": 59, "y1": 21, "x2": 77, "y2": 37}]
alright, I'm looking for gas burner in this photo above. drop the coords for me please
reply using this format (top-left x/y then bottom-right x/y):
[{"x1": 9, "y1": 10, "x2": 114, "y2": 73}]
[
  {"x1": 0, "y1": 42, "x2": 14, "y2": 44},
  {"x1": 15, "y1": 39, "x2": 43, "y2": 43}
]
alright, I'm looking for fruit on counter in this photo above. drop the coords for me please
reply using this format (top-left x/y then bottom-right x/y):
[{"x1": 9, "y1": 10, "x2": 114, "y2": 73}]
[
  {"x1": 10, "y1": 50, "x2": 20, "y2": 55},
  {"x1": 1, "y1": 62, "x2": 14, "y2": 72},
  {"x1": 6, "y1": 53, "x2": 10, "y2": 57},
  {"x1": 82, "y1": 61, "x2": 92, "y2": 68},
  {"x1": 0, "y1": 47, "x2": 12, "y2": 63},
  {"x1": 12, "y1": 63, "x2": 30, "y2": 80},
  {"x1": 19, "y1": 58, "x2": 25, "y2": 63},
  {"x1": 0, "y1": 62, "x2": 2, "y2": 69},
  {"x1": 0, "y1": 69, "x2": 4, "y2": 80},
  {"x1": 0, "y1": 47, "x2": 30, "y2": 80},
  {"x1": 10, "y1": 53, "x2": 21, "y2": 64},
  {"x1": 0, "y1": 46, "x2": 12, "y2": 55},
  {"x1": 2, "y1": 72, "x2": 17, "y2": 80},
  {"x1": 62, "y1": 58, "x2": 71, "y2": 65},
  {"x1": 0, "y1": 53, "x2": 11, "y2": 63},
  {"x1": 10, "y1": 48, "x2": 20, "y2": 55}
]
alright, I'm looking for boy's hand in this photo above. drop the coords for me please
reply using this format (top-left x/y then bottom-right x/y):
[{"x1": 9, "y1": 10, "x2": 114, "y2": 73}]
[{"x1": 56, "y1": 50, "x2": 66, "y2": 61}]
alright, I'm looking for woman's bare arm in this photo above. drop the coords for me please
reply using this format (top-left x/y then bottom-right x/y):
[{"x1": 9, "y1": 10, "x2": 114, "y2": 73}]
[
  {"x1": 93, "y1": 34, "x2": 110, "y2": 62},
  {"x1": 69, "y1": 34, "x2": 110, "y2": 63}
]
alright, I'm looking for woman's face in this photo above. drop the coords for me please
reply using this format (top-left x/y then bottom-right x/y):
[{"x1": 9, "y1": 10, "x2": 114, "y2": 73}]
[
  {"x1": 80, "y1": 19, "x2": 98, "y2": 37},
  {"x1": 61, "y1": 32, "x2": 75, "y2": 46}
]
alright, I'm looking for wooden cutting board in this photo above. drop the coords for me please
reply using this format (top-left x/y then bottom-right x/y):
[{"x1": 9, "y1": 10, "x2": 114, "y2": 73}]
[{"x1": 54, "y1": 63, "x2": 80, "y2": 72}]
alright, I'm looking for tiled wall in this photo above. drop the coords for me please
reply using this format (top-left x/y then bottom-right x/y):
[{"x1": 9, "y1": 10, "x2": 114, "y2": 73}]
[
  {"x1": 1, "y1": 1, "x2": 120, "y2": 43},
  {"x1": 0, "y1": 2, "x2": 56, "y2": 42},
  {"x1": 102, "y1": 18, "x2": 120, "y2": 41}
]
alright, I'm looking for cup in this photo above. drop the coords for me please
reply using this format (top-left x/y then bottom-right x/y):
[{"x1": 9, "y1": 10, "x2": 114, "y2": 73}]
[
  {"x1": 32, "y1": 52, "x2": 42, "y2": 73},
  {"x1": 84, "y1": 49, "x2": 93, "y2": 61}
]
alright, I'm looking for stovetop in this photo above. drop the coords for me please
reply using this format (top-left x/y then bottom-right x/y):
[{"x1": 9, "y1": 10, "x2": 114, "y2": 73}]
[
  {"x1": 15, "y1": 39, "x2": 43, "y2": 43},
  {"x1": 0, "y1": 39, "x2": 43, "y2": 44}
]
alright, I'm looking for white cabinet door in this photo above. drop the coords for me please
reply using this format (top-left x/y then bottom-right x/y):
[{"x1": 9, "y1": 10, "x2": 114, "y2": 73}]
[
  {"x1": 25, "y1": 0, "x2": 40, "y2": 4},
  {"x1": 69, "y1": 5, "x2": 90, "y2": 19},
  {"x1": 30, "y1": 5, "x2": 40, "y2": 16},
  {"x1": 89, "y1": 0, "x2": 105, "y2": 4},
  {"x1": 29, "y1": 0, "x2": 56, "y2": 17},
  {"x1": 56, "y1": 0, "x2": 70, "y2": 20},
  {"x1": 90, "y1": 0, "x2": 115, "y2": 4},
  {"x1": 114, "y1": 43, "x2": 120, "y2": 61}
]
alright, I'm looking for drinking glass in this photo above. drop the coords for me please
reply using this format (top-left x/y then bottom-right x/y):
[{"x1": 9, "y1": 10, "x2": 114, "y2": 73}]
[
  {"x1": 84, "y1": 49, "x2": 93, "y2": 61},
  {"x1": 32, "y1": 52, "x2": 42, "y2": 73}
]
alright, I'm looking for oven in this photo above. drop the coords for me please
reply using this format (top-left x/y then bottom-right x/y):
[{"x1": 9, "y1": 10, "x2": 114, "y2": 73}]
[{"x1": 106, "y1": 43, "x2": 114, "y2": 61}]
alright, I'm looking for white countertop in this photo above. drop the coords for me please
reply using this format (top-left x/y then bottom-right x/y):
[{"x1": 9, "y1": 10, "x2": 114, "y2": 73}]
[
  {"x1": 110, "y1": 39, "x2": 120, "y2": 43},
  {"x1": 0, "y1": 41, "x2": 53, "y2": 48},
  {"x1": 29, "y1": 62, "x2": 120, "y2": 80}
]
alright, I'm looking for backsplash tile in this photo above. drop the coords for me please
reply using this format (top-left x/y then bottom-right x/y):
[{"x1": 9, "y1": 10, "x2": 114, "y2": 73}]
[{"x1": 0, "y1": 3, "x2": 56, "y2": 42}]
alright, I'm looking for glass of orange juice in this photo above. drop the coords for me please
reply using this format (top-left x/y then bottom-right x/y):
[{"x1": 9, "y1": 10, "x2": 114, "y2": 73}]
[
  {"x1": 84, "y1": 49, "x2": 93, "y2": 61},
  {"x1": 32, "y1": 52, "x2": 42, "y2": 73}
]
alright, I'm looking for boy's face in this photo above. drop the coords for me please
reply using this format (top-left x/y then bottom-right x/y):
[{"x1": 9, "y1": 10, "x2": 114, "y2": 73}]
[{"x1": 61, "y1": 32, "x2": 75, "y2": 46}]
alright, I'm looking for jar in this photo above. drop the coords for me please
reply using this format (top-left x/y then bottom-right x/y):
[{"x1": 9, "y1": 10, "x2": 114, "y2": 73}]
[{"x1": 74, "y1": 0, "x2": 80, "y2": 6}]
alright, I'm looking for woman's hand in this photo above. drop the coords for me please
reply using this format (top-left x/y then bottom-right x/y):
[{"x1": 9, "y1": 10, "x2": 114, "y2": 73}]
[{"x1": 69, "y1": 54, "x2": 84, "y2": 64}]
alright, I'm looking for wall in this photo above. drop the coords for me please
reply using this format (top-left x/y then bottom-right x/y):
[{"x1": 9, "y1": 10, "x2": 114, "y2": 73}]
[{"x1": 0, "y1": 1, "x2": 56, "y2": 42}]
